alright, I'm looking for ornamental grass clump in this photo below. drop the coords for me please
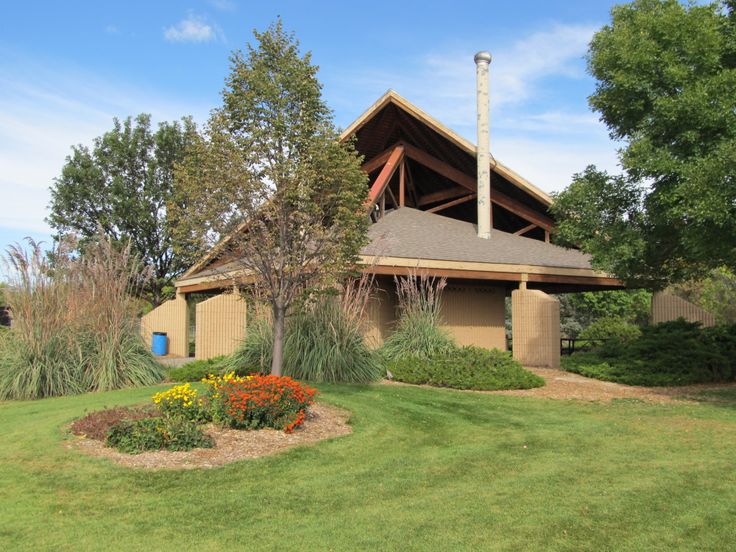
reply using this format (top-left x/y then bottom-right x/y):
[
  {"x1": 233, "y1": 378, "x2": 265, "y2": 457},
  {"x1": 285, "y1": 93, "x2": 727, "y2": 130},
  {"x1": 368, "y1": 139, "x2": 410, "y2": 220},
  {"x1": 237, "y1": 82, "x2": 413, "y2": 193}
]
[
  {"x1": 380, "y1": 274, "x2": 456, "y2": 360},
  {"x1": 226, "y1": 277, "x2": 382, "y2": 383},
  {"x1": 0, "y1": 236, "x2": 163, "y2": 400}
]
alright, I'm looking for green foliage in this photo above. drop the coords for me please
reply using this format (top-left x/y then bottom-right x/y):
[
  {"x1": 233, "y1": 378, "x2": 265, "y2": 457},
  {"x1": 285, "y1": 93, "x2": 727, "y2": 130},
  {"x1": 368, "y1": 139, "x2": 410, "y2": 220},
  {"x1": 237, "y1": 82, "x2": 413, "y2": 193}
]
[
  {"x1": 700, "y1": 267, "x2": 736, "y2": 324},
  {"x1": 388, "y1": 347, "x2": 544, "y2": 391},
  {"x1": 49, "y1": 114, "x2": 200, "y2": 306},
  {"x1": 226, "y1": 317, "x2": 273, "y2": 374},
  {"x1": 558, "y1": 289, "x2": 651, "y2": 338},
  {"x1": 171, "y1": 19, "x2": 369, "y2": 375},
  {"x1": 579, "y1": 317, "x2": 642, "y2": 343},
  {"x1": 564, "y1": 319, "x2": 736, "y2": 386},
  {"x1": 552, "y1": 0, "x2": 736, "y2": 286},
  {"x1": 105, "y1": 416, "x2": 213, "y2": 454},
  {"x1": 226, "y1": 297, "x2": 382, "y2": 383},
  {"x1": 168, "y1": 357, "x2": 227, "y2": 382},
  {"x1": 0, "y1": 237, "x2": 163, "y2": 400},
  {"x1": 380, "y1": 274, "x2": 456, "y2": 360}
]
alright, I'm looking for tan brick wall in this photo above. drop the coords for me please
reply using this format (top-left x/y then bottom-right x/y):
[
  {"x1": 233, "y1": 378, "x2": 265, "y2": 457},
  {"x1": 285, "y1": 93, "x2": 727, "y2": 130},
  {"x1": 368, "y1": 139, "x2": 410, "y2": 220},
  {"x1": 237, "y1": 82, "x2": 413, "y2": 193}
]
[
  {"x1": 440, "y1": 285, "x2": 506, "y2": 350},
  {"x1": 511, "y1": 289, "x2": 560, "y2": 368},
  {"x1": 651, "y1": 292, "x2": 716, "y2": 327},
  {"x1": 140, "y1": 294, "x2": 188, "y2": 357},
  {"x1": 195, "y1": 292, "x2": 248, "y2": 360},
  {"x1": 363, "y1": 281, "x2": 397, "y2": 348}
]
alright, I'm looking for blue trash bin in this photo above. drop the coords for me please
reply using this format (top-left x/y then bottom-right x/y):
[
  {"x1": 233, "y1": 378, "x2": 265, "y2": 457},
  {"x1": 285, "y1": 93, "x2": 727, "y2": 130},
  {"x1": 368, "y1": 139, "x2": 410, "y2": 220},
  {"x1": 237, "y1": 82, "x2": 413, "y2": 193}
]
[{"x1": 152, "y1": 332, "x2": 168, "y2": 356}]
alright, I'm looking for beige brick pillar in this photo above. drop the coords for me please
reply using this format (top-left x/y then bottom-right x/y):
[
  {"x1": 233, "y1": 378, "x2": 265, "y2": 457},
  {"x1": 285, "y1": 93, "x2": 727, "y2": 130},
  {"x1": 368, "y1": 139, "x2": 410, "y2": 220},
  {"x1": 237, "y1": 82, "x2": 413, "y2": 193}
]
[
  {"x1": 511, "y1": 287, "x2": 560, "y2": 368},
  {"x1": 140, "y1": 292, "x2": 189, "y2": 357}
]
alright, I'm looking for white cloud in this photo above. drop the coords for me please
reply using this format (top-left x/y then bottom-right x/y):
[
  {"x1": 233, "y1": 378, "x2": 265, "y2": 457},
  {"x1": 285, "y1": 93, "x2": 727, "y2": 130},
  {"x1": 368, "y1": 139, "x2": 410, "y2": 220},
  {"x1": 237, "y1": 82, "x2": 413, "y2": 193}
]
[
  {"x1": 493, "y1": 137, "x2": 620, "y2": 194},
  {"x1": 164, "y1": 15, "x2": 218, "y2": 43},
  {"x1": 0, "y1": 56, "x2": 210, "y2": 238},
  {"x1": 326, "y1": 22, "x2": 618, "y2": 194},
  {"x1": 105, "y1": 24, "x2": 120, "y2": 35}
]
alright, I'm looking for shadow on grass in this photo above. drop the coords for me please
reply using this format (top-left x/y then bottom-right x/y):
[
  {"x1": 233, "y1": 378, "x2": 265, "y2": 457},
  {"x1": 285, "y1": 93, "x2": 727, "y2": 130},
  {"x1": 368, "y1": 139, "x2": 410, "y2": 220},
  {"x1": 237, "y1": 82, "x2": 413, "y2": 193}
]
[{"x1": 676, "y1": 388, "x2": 736, "y2": 410}]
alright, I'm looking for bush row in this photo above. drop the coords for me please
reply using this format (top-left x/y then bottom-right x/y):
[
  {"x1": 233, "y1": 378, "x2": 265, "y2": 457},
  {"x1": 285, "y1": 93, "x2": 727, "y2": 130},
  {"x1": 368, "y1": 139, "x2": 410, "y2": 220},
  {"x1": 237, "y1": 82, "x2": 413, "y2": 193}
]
[
  {"x1": 563, "y1": 319, "x2": 736, "y2": 386},
  {"x1": 387, "y1": 346, "x2": 544, "y2": 391}
]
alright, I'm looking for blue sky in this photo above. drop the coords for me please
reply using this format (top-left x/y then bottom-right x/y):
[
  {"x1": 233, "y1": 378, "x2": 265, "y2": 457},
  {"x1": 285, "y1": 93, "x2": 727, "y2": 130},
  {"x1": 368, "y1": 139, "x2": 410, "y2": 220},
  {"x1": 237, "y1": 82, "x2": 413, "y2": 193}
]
[{"x1": 0, "y1": 0, "x2": 623, "y2": 263}]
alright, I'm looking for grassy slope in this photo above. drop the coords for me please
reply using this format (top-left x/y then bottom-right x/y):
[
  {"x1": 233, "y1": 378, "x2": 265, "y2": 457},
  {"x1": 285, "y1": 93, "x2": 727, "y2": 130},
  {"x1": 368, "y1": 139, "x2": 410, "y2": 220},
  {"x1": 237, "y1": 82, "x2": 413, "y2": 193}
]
[{"x1": 1, "y1": 385, "x2": 736, "y2": 551}]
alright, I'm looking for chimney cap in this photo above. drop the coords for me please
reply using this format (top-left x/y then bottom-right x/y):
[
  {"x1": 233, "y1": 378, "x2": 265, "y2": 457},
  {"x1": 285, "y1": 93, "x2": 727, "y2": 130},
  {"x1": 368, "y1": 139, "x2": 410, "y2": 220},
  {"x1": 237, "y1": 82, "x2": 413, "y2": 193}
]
[{"x1": 474, "y1": 51, "x2": 492, "y2": 64}]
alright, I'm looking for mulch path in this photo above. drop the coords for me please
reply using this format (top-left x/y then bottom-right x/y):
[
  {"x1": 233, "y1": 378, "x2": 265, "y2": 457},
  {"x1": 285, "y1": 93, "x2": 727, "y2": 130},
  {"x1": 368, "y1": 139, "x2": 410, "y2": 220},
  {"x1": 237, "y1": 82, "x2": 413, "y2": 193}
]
[
  {"x1": 68, "y1": 403, "x2": 352, "y2": 470},
  {"x1": 490, "y1": 367, "x2": 736, "y2": 403}
]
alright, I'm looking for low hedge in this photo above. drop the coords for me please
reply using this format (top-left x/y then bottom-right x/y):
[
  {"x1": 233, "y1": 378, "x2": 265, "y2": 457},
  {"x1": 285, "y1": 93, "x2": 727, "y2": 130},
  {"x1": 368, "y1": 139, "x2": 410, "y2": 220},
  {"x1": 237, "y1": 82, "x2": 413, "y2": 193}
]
[
  {"x1": 563, "y1": 319, "x2": 736, "y2": 386},
  {"x1": 387, "y1": 346, "x2": 544, "y2": 391},
  {"x1": 167, "y1": 356, "x2": 227, "y2": 382}
]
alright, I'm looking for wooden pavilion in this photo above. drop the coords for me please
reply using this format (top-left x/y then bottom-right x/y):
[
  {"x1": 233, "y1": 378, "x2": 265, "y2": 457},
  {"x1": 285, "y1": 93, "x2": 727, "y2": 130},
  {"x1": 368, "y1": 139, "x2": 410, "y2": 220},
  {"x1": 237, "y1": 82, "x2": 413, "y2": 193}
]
[{"x1": 149, "y1": 89, "x2": 622, "y2": 367}]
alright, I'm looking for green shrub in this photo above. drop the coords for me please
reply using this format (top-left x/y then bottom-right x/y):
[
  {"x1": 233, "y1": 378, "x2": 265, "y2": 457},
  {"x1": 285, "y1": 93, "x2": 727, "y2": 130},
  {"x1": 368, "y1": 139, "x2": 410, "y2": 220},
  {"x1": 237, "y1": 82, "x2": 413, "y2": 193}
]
[
  {"x1": 70, "y1": 406, "x2": 160, "y2": 441},
  {"x1": 579, "y1": 316, "x2": 642, "y2": 343},
  {"x1": 388, "y1": 346, "x2": 544, "y2": 391},
  {"x1": 168, "y1": 357, "x2": 227, "y2": 382},
  {"x1": 226, "y1": 290, "x2": 382, "y2": 383},
  {"x1": 106, "y1": 416, "x2": 214, "y2": 454},
  {"x1": 563, "y1": 319, "x2": 736, "y2": 386},
  {"x1": 380, "y1": 274, "x2": 456, "y2": 360}
]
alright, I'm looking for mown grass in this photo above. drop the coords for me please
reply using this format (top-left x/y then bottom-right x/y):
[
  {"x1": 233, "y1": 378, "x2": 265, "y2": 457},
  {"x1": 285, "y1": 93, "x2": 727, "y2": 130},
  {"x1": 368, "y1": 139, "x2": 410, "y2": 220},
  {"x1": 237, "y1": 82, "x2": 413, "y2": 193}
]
[{"x1": 1, "y1": 383, "x2": 736, "y2": 551}]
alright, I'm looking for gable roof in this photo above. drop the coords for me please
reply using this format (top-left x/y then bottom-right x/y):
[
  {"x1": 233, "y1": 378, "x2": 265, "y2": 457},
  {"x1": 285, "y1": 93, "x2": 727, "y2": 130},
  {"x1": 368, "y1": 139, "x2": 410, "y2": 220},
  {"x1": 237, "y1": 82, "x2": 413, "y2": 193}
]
[
  {"x1": 340, "y1": 90, "x2": 552, "y2": 208},
  {"x1": 363, "y1": 207, "x2": 590, "y2": 270}
]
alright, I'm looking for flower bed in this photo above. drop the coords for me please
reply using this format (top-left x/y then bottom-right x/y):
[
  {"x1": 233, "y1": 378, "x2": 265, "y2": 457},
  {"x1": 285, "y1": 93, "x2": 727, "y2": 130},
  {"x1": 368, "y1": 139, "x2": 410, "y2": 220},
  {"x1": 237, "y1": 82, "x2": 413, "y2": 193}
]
[
  {"x1": 203, "y1": 373, "x2": 317, "y2": 432},
  {"x1": 71, "y1": 374, "x2": 318, "y2": 455}
]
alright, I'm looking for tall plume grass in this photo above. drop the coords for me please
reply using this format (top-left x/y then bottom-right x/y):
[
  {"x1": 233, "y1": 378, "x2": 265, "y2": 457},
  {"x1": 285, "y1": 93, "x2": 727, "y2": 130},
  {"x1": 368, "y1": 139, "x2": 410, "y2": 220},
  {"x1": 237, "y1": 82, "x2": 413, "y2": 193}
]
[
  {"x1": 380, "y1": 273, "x2": 456, "y2": 360},
  {"x1": 226, "y1": 275, "x2": 382, "y2": 383},
  {"x1": 0, "y1": 235, "x2": 163, "y2": 400}
]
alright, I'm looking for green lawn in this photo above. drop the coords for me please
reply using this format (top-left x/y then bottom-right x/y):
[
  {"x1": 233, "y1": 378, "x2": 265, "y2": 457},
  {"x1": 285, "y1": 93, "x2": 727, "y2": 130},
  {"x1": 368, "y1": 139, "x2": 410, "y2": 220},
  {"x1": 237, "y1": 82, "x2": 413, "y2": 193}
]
[{"x1": 2, "y1": 384, "x2": 736, "y2": 551}]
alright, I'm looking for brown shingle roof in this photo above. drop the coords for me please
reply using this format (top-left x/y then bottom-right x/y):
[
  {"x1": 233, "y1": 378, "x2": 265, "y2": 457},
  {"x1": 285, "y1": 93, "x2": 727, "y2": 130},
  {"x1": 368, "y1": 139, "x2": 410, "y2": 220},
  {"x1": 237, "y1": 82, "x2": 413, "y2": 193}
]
[{"x1": 362, "y1": 208, "x2": 592, "y2": 270}]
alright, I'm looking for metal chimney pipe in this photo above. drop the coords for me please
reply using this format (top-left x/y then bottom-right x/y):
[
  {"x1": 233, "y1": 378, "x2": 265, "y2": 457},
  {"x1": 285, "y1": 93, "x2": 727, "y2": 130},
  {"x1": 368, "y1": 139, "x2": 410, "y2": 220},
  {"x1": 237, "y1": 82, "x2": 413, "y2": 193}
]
[{"x1": 474, "y1": 51, "x2": 492, "y2": 239}]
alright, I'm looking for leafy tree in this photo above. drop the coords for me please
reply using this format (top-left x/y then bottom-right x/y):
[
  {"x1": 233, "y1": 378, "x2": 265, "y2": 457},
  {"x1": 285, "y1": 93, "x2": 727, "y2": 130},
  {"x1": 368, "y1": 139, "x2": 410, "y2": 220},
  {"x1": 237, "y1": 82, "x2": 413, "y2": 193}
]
[
  {"x1": 49, "y1": 114, "x2": 200, "y2": 306},
  {"x1": 172, "y1": 20, "x2": 369, "y2": 375},
  {"x1": 552, "y1": 0, "x2": 736, "y2": 287},
  {"x1": 558, "y1": 289, "x2": 651, "y2": 338}
]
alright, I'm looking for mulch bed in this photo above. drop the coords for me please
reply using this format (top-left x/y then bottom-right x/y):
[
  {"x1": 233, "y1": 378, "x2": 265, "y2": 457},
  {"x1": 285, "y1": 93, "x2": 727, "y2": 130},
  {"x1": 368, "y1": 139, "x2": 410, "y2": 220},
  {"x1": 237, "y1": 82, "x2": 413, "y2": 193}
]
[{"x1": 67, "y1": 403, "x2": 352, "y2": 470}]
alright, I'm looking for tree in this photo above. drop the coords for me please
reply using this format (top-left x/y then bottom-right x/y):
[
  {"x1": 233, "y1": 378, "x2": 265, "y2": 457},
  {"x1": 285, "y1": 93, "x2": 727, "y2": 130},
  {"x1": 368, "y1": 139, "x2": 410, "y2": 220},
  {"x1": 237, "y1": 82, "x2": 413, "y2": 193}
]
[
  {"x1": 49, "y1": 114, "x2": 200, "y2": 306},
  {"x1": 172, "y1": 20, "x2": 369, "y2": 376},
  {"x1": 551, "y1": 0, "x2": 736, "y2": 287}
]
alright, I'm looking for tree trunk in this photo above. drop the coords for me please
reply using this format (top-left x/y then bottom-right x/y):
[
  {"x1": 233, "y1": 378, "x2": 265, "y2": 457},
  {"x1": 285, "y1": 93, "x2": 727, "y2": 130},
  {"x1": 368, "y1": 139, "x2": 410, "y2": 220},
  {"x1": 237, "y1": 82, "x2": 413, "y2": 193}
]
[{"x1": 271, "y1": 302, "x2": 285, "y2": 376}]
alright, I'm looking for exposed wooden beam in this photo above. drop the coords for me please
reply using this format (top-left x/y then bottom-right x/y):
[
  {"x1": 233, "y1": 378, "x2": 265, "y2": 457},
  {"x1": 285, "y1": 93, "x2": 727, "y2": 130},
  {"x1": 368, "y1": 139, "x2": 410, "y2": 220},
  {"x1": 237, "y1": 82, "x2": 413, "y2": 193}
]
[
  {"x1": 399, "y1": 160, "x2": 406, "y2": 207},
  {"x1": 385, "y1": 182, "x2": 398, "y2": 208},
  {"x1": 362, "y1": 264, "x2": 623, "y2": 288},
  {"x1": 493, "y1": 192, "x2": 555, "y2": 233},
  {"x1": 427, "y1": 193, "x2": 477, "y2": 213},
  {"x1": 513, "y1": 223, "x2": 537, "y2": 236},
  {"x1": 361, "y1": 142, "x2": 402, "y2": 174},
  {"x1": 401, "y1": 142, "x2": 555, "y2": 232},
  {"x1": 403, "y1": 142, "x2": 475, "y2": 191},
  {"x1": 404, "y1": 158, "x2": 419, "y2": 206},
  {"x1": 366, "y1": 145, "x2": 404, "y2": 209},
  {"x1": 417, "y1": 186, "x2": 469, "y2": 207}
]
